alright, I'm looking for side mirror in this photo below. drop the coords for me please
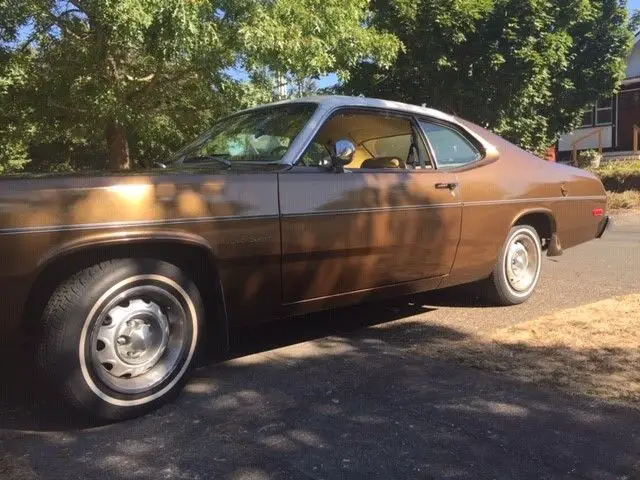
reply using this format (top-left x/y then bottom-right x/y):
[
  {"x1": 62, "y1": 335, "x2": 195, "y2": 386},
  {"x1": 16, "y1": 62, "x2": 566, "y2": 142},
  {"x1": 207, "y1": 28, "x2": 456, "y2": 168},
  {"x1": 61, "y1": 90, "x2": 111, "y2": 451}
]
[{"x1": 331, "y1": 139, "x2": 356, "y2": 172}]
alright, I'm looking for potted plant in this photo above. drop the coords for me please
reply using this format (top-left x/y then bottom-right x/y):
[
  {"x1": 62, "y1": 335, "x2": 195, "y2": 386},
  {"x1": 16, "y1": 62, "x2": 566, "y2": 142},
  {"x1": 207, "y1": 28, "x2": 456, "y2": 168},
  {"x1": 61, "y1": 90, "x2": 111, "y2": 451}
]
[{"x1": 577, "y1": 149, "x2": 602, "y2": 169}]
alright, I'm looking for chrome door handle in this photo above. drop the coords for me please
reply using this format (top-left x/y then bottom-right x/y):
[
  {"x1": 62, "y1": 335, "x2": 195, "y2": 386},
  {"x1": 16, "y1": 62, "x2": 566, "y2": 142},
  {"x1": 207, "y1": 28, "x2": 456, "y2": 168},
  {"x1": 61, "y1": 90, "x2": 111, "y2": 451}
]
[{"x1": 435, "y1": 182, "x2": 458, "y2": 190}]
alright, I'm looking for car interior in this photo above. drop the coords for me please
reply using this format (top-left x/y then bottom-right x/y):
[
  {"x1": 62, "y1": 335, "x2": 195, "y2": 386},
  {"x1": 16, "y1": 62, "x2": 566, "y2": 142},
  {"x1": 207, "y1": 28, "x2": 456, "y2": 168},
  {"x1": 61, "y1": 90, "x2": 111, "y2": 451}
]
[{"x1": 300, "y1": 111, "x2": 433, "y2": 169}]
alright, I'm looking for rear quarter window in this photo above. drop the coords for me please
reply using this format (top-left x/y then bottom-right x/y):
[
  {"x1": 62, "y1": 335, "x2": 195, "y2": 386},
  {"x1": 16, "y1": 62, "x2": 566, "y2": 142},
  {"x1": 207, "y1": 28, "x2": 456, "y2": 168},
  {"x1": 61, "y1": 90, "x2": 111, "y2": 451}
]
[{"x1": 419, "y1": 121, "x2": 480, "y2": 169}]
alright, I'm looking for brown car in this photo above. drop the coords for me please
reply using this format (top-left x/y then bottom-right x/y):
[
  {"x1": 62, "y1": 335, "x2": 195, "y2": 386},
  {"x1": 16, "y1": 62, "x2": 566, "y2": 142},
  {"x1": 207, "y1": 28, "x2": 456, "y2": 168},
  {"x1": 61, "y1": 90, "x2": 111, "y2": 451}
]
[{"x1": 0, "y1": 96, "x2": 610, "y2": 421}]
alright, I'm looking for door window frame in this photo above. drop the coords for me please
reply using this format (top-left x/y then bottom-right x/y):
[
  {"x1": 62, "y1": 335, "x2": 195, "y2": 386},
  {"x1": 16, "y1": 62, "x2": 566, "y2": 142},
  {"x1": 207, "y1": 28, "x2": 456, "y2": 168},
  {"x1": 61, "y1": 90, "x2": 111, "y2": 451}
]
[
  {"x1": 291, "y1": 105, "x2": 489, "y2": 173},
  {"x1": 414, "y1": 116, "x2": 488, "y2": 171},
  {"x1": 292, "y1": 106, "x2": 437, "y2": 172}
]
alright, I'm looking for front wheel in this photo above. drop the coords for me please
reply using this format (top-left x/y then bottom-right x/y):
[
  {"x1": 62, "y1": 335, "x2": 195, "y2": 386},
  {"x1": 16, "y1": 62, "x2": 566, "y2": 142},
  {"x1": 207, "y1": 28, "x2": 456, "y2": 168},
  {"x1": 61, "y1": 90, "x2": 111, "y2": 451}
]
[
  {"x1": 479, "y1": 225, "x2": 543, "y2": 306},
  {"x1": 36, "y1": 259, "x2": 204, "y2": 422}
]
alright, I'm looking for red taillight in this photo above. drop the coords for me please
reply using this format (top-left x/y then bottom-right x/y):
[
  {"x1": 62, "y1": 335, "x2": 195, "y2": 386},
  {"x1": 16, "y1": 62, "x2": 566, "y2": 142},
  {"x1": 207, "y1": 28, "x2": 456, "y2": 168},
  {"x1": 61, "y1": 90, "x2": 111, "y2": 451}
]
[{"x1": 592, "y1": 208, "x2": 604, "y2": 217}]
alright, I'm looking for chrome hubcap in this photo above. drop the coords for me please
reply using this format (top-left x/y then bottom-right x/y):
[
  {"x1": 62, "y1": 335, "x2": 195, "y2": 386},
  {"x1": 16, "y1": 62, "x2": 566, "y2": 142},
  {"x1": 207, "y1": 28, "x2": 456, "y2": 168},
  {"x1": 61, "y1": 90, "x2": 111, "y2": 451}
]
[
  {"x1": 505, "y1": 233, "x2": 539, "y2": 293},
  {"x1": 95, "y1": 299, "x2": 170, "y2": 379},
  {"x1": 89, "y1": 285, "x2": 188, "y2": 395}
]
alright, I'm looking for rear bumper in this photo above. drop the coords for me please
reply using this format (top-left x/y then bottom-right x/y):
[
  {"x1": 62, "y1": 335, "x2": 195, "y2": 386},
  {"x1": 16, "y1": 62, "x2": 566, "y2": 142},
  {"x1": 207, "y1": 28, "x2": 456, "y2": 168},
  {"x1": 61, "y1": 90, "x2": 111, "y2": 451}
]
[{"x1": 596, "y1": 215, "x2": 611, "y2": 239}]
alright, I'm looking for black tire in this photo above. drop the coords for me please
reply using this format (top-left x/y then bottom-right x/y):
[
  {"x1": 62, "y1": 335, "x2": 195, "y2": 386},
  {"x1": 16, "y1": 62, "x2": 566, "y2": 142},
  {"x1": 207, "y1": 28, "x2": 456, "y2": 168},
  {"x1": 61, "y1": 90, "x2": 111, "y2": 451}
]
[
  {"x1": 479, "y1": 225, "x2": 543, "y2": 306},
  {"x1": 36, "y1": 258, "x2": 204, "y2": 422}
]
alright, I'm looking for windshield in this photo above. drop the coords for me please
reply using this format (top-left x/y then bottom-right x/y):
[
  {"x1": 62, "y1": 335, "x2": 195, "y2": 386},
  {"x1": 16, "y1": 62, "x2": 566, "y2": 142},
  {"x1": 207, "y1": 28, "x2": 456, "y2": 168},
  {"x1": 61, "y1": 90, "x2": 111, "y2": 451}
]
[{"x1": 168, "y1": 103, "x2": 317, "y2": 167}]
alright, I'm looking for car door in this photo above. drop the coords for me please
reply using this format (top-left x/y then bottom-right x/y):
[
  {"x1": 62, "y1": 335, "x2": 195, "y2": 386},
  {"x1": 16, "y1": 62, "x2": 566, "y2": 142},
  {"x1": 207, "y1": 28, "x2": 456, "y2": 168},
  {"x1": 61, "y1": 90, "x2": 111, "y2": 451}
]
[
  {"x1": 278, "y1": 108, "x2": 462, "y2": 304},
  {"x1": 416, "y1": 117, "x2": 504, "y2": 286}
]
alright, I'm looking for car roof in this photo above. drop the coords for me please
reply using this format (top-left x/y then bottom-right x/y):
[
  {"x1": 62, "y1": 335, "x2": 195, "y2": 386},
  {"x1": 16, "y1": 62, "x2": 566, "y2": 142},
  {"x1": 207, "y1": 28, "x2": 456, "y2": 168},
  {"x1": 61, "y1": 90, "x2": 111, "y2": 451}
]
[
  {"x1": 238, "y1": 94, "x2": 501, "y2": 160},
  {"x1": 243, "y1": 95, "x2": 458, "y2": 124}
]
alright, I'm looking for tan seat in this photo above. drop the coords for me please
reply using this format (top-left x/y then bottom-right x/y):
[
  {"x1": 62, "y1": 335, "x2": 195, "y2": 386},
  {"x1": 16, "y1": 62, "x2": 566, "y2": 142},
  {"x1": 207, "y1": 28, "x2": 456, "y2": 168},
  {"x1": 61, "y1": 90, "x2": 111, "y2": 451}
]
[{"x1": 360, "y1": 157, "x2": 403, "y2": 169}]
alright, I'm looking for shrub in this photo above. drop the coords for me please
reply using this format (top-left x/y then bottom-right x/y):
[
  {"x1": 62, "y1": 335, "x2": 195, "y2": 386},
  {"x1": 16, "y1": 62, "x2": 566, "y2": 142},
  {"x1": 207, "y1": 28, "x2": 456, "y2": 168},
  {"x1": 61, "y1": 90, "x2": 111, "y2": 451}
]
[{"x1": 576, "y1": 149, "x2": 602, "y2": 169}]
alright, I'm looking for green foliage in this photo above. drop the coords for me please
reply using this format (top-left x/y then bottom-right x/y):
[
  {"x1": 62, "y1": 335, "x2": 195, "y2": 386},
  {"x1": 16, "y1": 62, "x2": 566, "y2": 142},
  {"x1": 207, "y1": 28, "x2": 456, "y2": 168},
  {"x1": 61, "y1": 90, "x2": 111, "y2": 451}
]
[
  {"x1": 235, "y1": 0, "x2": 401, "y2": 81},
  {"x1": 0, "y1": 0, "x2": 400, "y2": 172},
  {"x1": 0, "y1": 47, "x2": 34, "y2": 173},
  {"x1": 344, "y1": 0, "x2": 637, "y2": 156},
  {"x1": 576, "y1": 149, "x2": 602, "y2": 169},
  {"x1": 588, "y1": 158, "x2": 640, "y2": 195}
]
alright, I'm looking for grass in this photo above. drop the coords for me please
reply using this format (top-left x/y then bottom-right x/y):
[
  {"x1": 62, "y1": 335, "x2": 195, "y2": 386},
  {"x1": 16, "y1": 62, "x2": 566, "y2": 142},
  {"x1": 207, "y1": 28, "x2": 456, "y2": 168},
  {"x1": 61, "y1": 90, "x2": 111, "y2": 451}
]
[
  {"x1": 584, "y1": 159, "x2": 640, "y2": 197},
  {"x1": 593, "y1": 158, "x2": 640, "y2": 174},
  {"x1": 607, "y1": 190, "x2": 640, "y2": 210},
  {"x1": 414, "y1": 294, "x2": 640, "y2": 406},
  {"x1": 589, "y1": 158, "x2": 640, "y2": 180}
]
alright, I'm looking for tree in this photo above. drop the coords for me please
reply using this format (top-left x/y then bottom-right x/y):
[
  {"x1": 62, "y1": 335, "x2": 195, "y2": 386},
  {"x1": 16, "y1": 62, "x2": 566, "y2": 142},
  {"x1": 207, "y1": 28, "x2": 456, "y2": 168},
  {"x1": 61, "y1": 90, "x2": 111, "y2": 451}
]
[
  {"x1": 270, "y1": 72, "x2": 319, "y2": 99},
  {"x1": 343, "y1": 0, "x2": 638, "y2": 155},
  {"x1": 0, "y1": 49, "x2": 33, "y2": 173},
  {"x1": 0, "y1": 0, "x2": 401, "y2": 171}
]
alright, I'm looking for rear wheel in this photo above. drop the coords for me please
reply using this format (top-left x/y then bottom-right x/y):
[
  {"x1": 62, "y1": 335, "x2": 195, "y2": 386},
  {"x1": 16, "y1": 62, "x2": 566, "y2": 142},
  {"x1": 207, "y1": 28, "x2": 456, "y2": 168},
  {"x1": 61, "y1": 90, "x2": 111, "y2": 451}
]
[
  {"x1": 480, "y1": 225, "x2": 542, "y2": 306},
  {"x1": 36, "y1": 258, "x2": 204, "y2": 422}
]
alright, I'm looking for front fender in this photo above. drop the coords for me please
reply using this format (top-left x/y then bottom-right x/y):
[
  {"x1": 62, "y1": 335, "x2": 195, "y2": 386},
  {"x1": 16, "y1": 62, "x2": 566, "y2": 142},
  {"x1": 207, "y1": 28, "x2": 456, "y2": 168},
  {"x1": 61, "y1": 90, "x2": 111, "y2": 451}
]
[{"x1": 37, "y1": 229, "x2": 216, "y2": 269}]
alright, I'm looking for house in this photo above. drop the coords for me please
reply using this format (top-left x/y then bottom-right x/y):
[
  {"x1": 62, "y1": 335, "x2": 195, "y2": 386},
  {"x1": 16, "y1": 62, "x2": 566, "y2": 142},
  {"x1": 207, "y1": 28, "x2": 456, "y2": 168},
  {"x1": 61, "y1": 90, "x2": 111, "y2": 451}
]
[{"x1": 557, "y1": 32, "x2": 640, "y2": 163}]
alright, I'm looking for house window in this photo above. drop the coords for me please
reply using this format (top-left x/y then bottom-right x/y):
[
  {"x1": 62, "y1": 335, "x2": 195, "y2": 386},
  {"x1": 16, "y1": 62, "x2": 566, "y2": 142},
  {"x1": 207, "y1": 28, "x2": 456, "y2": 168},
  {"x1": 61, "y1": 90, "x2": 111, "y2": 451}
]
[
  {"x1": 579, "y1": 108, "x2": 594, "y2": 128},
  {"x1": 595, "y1": 98, "x2": 613, "y2": 125}
]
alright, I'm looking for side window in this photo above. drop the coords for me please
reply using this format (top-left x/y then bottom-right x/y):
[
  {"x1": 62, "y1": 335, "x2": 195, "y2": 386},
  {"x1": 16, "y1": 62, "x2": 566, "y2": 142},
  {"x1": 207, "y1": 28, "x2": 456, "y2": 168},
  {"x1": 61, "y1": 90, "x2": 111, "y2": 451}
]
[
  {"x1": 299, "y1": 110, "x2": 432, "y2": 170},
  {"x1": 419, "y1": 121, "x2": 480, "y2": 169},
  {"x1": 362, "y1": 135, "x2": 411, "y2": 162},
  {"x1": 299, "y1": 141, "x2": 332, "y2": 167}
]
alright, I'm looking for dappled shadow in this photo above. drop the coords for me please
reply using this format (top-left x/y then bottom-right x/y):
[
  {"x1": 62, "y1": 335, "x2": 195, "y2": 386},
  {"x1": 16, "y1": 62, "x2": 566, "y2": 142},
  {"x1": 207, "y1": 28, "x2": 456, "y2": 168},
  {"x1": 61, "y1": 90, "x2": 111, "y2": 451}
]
[
  {"x1": 2, "y1": 295, "x2": 640, "y2": 479},
  {"x1": 228, "y1": 288, "x2": 444, "y2": 359},
  {"x1": 0, "y1": 295, "x2": 441, "y2": 432},
  {"x1": 0, "y1": 172, "x2": 258, "y2": 345},
  {"x1": 271, "y1": 168, "x2": 457, "y2": 324}
]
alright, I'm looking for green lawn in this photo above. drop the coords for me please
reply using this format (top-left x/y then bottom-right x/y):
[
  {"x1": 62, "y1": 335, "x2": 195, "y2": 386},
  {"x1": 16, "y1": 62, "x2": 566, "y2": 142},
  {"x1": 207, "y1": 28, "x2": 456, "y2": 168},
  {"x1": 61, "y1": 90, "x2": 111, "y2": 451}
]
[
  {"x1": 589, "y1": 158, "x2": 640, "y2": 178},
  {"x1": 585, "y1": 159, "x2": 640, "y2": 209}
]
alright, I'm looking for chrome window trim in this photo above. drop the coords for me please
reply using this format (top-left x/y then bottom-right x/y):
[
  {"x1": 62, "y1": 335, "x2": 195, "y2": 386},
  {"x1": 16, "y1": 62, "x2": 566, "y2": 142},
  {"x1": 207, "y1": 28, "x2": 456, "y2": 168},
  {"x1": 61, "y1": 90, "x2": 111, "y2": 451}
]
[{"x1": 280, "y1": 99, "x2": 499, "y2": 168}]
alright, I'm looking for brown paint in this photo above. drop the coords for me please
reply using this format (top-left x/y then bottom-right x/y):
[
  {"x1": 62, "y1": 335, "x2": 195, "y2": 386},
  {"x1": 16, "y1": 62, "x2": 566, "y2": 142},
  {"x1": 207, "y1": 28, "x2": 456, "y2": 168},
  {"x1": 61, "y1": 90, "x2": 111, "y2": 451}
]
[{"x1": 0, "y1": 107, "x2": 607, "y2": 344}]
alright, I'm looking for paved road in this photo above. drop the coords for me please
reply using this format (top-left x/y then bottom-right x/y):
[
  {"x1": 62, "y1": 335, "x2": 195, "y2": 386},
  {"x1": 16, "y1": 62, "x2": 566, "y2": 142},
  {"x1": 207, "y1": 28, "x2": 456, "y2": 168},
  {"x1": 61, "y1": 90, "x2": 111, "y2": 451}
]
[{"x1": 1, "y1": 214, "x2": 639, "y2": 480}]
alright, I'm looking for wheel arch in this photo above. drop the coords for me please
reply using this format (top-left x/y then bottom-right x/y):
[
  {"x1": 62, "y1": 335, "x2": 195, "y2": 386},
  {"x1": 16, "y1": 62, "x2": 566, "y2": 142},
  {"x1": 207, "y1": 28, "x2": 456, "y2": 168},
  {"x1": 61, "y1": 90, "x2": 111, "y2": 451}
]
[
  {"x1": 510, "y1": 208, "x2": 557, "y2": 251},
  {"x1": 23, "y1": 231, "x2": 229, "y2": 353}
]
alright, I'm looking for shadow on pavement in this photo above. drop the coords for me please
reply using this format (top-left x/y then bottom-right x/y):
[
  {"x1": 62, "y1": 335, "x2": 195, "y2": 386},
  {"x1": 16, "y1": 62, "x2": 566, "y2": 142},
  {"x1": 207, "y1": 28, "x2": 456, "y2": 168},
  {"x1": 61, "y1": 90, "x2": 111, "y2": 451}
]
[
  {"x1": 1, "y1": 291, "x2": 639, "y2": 480},
  {"x1": 0, "y1": 294, "x2": 439, "y2": 432}
]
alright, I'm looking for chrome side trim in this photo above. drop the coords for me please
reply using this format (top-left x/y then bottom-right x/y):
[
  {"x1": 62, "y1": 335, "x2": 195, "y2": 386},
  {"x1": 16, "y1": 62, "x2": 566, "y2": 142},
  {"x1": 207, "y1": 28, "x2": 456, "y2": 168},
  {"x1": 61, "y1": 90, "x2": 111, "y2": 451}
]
[
  {"x1": 282, "y1": 202, "x2": 460, "y2": 218},
  {"x1": 0, "y1": 214, "x2": 279, "y2": 236},
  {"x1": 0, "y1": 195, "x2": 606, "y2": 235},
  {"x1": 283, "y1": 195, "x2": 606, "y2": 218},
  {"x1": 463, "y1": 195, "x2": 606, "y2": 207}
]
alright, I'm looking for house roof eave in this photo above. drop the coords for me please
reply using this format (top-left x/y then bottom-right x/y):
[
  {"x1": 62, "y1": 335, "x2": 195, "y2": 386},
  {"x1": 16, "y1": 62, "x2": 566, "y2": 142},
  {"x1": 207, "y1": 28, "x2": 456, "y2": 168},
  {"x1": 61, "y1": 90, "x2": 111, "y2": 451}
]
[{"x1": 622, "y1": 75, "x2": 640, "y2": 85}]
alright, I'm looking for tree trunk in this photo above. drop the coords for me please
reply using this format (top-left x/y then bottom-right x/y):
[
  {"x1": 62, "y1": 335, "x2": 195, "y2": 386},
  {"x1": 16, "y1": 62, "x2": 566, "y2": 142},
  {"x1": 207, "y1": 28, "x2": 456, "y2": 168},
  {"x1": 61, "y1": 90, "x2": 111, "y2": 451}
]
[{"x1": 106, "y1": 120, "x2": 130, "y2": 170}]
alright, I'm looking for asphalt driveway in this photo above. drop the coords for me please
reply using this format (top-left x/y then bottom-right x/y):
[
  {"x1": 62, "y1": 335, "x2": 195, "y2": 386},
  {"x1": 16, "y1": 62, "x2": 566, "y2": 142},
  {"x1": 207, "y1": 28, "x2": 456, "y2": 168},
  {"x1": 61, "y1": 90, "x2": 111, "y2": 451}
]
[{"x1": 1, "y1": 213, "x2": 639, "y2": 480}]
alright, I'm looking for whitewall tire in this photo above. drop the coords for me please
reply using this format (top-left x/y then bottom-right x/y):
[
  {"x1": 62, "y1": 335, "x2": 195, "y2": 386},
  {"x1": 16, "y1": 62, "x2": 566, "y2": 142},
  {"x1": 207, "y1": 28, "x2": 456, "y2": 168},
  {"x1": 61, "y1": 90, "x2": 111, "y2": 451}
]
[
  {"x1": 481, "y1": 225, "x2": 542, "y2": 306},
  {"x1": 36, "y1": 258, "x2": 204, "y2": 421}
]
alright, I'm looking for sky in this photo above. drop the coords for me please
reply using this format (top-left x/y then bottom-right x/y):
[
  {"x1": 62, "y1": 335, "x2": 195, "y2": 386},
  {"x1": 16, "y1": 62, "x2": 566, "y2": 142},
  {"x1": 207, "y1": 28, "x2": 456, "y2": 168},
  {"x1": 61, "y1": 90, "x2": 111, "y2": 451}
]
[
  {"x1": 630, "y1": 0, "x2": 640, "y2": 12},
  {"x1": 317, "y1": 73, "x2": 339, "y2": 89}
]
